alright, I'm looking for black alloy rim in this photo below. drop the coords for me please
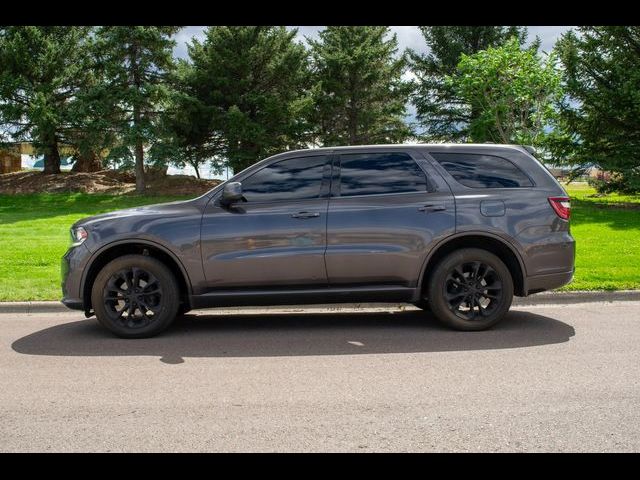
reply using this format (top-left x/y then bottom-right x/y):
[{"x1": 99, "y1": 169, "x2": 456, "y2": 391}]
[
  {"x1": 443, "y1": 261, "x2": 503, "y2": 320},
  {"x1": 103, "y1": 267, "x2": 163, "y2": 328}
]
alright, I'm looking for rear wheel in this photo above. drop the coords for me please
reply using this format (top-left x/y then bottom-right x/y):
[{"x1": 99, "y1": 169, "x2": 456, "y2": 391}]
[
  {"x1": 91, "y1": 255, "x2": 179, "y2": 338},
  {"x1": 427, "y1": 248, "x2": 513, "y2": 331}
]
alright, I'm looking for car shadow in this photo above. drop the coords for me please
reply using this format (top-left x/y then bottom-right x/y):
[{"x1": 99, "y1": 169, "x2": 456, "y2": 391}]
[{"x1": 11, "y1": 309, "x2": 575, "y2": 363}]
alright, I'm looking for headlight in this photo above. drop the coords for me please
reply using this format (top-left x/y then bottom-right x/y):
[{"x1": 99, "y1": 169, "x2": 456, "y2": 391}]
[{"x1": 70, "y1": 226, "x2": 88, "y2": 246}]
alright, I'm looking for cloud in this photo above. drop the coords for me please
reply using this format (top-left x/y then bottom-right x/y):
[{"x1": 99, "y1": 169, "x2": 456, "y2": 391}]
[
  {"x1": 173, "y1": 26, "x2": 207, "y2": 59},
  {"x1": 527, "y1": 26, "x2": 574, "y2": 53},
  {"x1": 174, "y1": 26, "x2": 574, "y2": 60}
]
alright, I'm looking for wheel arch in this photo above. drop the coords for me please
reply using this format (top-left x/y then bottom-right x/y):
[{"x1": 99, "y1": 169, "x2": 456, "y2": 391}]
[
  {"x1": 81, "y1": 239, "x2": 192, "y2": 314},
  {"x1": 418, "y1": 233, "x2": 527, "y2": 297}
]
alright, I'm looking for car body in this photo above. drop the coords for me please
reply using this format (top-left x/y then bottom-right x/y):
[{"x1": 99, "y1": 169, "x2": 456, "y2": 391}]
[{"x1": 62, "y1": 144, "x2": 575, "y2": 337}]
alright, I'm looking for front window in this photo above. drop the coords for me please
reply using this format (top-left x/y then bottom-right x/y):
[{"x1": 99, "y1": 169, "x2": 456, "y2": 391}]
[{"x1": 241, "y1": 156, "x2": 328, "y2": 202}]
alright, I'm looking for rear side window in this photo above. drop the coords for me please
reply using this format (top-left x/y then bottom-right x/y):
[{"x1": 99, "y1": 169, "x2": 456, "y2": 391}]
[
  {"x1": 431, "y1": 152, "x2": 533, "y2": 188},
  {"x1": 339, "y1": 152, "x2": 427, "y2": 196},
  {"x1": 241, "y1": 156, "x2": 328, "y2": 202}
]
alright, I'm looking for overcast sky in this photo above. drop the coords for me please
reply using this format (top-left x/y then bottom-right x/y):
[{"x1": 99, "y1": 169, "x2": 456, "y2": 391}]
[
  {"x1": 171, "y1": 26, "x2": 573, "y2": 136},
  {"x1": 173, "y1": 26, "x2": 573, "y2": 60}
]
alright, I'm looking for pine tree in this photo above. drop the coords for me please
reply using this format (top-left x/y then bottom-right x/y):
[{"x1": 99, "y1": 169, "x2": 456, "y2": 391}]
[
  {"x1": 0, "y1": 26, "x2": 93, "y2": 173},
  {"x1": 409, "y1": 26, "x2": 530, "y2": 141},
  {"x1": 308, "y1": 26, "x2": 412, "y2": 146},
  {"x1": 553, "y1": 27, "x2": 640, "y2": 193},
  {"x1": 186, "y1": 26, "x2": 311, "y2": 173},
  {"x1": 94, "y1": 26, "x2": 180, "y2": 193}
]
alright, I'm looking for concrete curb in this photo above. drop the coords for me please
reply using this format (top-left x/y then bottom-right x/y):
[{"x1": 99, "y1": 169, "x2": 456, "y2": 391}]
[
  {"x1": 511, "y1": 290, "x2": 639, "y2": 306},
  {"x1": 0, "y1": 290, "x2": 638, "y2": 314}
]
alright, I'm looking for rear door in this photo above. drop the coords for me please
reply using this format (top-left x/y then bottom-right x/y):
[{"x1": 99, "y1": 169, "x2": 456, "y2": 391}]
[{"x1": 325, "y1": 149, "x2": 455, "y2": 287}]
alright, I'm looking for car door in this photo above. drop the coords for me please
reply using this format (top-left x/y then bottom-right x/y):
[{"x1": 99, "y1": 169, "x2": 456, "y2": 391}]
[
  {"x1": 325, "y1": 149, "x2": 455, "y2": 287},
  {"x1": 200, "y1": 154, "x2": 331, "y2": 290}
]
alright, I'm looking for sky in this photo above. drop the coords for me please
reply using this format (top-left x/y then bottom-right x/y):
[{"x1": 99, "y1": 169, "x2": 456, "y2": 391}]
[
  {"x1": 173, "y1": 26, "x2": 573, "y2": 60},
  {"x1": 166, "y1": 26, "x2": 574, "y2": 178}
]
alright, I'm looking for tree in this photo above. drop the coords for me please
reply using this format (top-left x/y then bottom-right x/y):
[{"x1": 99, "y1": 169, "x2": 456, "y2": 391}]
[
  {"x1": 186, "y1": 26, "x2": 311, "y2": 173},
  {"x1": 0, "y1": 26, "x2": 93, "y2": 173},
  {"x1": 308, "y1": 26, "x2": 412, "y2": 146},
  {"x1": 553, "y1": 27, "x2": 640, "y2": 193},
  {"x1": 95, "y1": 26, "x2": 180, "y2": 193},
  {"x1": 409, "y1": 26, "x2": 530, "y2": 141},
  {"x1": 149, "y1": 62, "x2": 226, "y2": 179},
  {"x1": 447, "y1": 38, "x2": 563, "y2": 148}
]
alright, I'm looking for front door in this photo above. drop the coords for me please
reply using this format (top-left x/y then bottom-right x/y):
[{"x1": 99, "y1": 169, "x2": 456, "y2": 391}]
[{"x1": 200, "y1": 155, "x2": 331, "y2": 290}]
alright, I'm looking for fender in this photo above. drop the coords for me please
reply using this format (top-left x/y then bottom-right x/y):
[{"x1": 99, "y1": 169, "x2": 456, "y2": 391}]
[
  {"x1": 415, "y1": 230, "x2": 529, "y2": 295},
  {"x1": 80, "y1": 237, "x2": 194, "y2": 303}
]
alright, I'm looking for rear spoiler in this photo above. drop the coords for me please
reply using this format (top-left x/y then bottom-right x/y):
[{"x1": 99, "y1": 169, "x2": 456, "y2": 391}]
[{"x1": 522, "y1": 145, "x2": 537, "y2": 156}]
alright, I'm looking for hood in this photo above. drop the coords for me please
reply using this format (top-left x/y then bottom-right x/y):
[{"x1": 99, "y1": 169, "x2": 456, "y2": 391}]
[{"x1": 73, "y1": 199, "x2": 199, "y2": 229}]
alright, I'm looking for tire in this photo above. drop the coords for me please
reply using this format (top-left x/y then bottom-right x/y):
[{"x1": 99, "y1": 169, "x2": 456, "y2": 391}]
[
  {"x1": 91, "y1": 254, "x2": 180, "y2": 338},
  {"x1": 427, "y1": 248, "x2": 513, "y2": 331}
]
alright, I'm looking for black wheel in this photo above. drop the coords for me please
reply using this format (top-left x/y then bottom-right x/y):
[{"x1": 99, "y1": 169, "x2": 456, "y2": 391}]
[
  {"x1": 91, "y1": 255, "x2": 179, "y2": 338},
  {"x1": 427, "y1": 248, "x2": 513, "y2": 331}
]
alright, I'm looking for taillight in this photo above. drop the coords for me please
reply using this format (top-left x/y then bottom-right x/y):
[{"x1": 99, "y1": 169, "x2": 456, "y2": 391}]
[{"x1": 548, "y1": 196, "x2": 571, "y2": 220}]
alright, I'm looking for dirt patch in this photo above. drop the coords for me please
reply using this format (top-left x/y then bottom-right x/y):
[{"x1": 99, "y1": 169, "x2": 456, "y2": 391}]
[{"x1": 0, "y1": 170, "x2": 222, "y2": 196}]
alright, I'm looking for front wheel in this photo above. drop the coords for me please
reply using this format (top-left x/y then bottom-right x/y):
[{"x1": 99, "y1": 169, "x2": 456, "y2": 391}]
[
  {"x1": 91, "y1": 255, "x2": 180, "y2": 338},
  {"x1": 427, "y1": 248, "x2": 513, "y2": 331}
]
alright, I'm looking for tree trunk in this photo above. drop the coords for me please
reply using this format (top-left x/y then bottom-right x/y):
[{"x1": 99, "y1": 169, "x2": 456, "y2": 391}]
[
  {"x1": 189, "y1": 160, "x2": 201, "y2": 179},
  {"x1": 71, "y1": 150, "x2": 102, "y2": 172},
  {"x1": 134, "y1": 132, "x2": 145, "y2": 194},
  {"x1": 131, "y1": 42, "x2": 145, "y2": 194},
  {"x1": 42, "y1": 134, "x2": 61, "y2": 174},
  {"x1": 348, "y1": 76, "x2": 358, "y2": 144}
]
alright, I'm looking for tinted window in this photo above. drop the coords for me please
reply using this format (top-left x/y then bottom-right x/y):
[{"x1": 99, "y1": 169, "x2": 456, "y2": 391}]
[
  {"x1": 431, "y1": 152, "x2": 533, "y2": 188},
  {"x1": 241, "y1": 156, "x2": 327, "y2": 202},
  {"x1": 339, "y1": 153, "x2": 427, "y2": 196}
]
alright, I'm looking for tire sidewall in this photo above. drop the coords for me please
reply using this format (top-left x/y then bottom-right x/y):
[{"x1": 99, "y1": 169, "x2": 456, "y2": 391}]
[
  {"x1": 427, "y1": 248, "x2": 514, "y2": 331},
  {"x1": 91, "y1": 254, "x2": 180, "y2": 338}
]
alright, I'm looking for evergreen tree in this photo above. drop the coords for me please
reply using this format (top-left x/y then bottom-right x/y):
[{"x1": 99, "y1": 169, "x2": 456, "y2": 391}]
[
  {"x1": 409, "y1": 26, "x2": 530, "y2": 141},
  {"x1": 0, "y1": 26, "x2": 93, "y2": 173},
  {"x1": 308, "y1": 26, "x2": 412, "y2": 146},
  {"x1": 553, "y1": 26, "x2": 640, "y2": 193},
  {"x1": 149, "y1": 60, "x2": 226, "y2": 179},
  {"x1": 187, "y1": 26, "x2": 311, "y2": 173},
  {"x1": 95, "y1": 26, "x2": 180, "y2": 193}
]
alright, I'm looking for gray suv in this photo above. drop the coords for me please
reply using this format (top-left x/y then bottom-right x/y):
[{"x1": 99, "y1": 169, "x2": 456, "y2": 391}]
[{"x1": 61, "y1": 144, "x2": 575, "y2": 338}]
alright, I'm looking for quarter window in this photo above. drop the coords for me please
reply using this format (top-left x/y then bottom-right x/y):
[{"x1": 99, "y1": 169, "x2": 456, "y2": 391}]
[
  {"x1": 240, "y1": 156, "x2": 328, "y2": 203},
  {"x1": 431, "y1": 152, "x2": 533, "y2": 188},
  {"x1": 339, "y1": 153, "x2": 427, "y2": 196}
]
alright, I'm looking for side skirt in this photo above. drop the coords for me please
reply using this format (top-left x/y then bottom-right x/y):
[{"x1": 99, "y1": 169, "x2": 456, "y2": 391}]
[{"x1": 190, "y1": 285, "x2": 419, "y2": 309}]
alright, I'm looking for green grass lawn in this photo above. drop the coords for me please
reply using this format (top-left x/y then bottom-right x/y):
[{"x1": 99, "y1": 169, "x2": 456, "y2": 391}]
[
  {"x1": 562, "y1": 183, "x2": 640, "y2": 291},
  {"x1": 0, "y1": 185, "x2": 638, "y2": 301},
  {"x1": 0, "y1": 193, "x2": 190, "y2": 301}
]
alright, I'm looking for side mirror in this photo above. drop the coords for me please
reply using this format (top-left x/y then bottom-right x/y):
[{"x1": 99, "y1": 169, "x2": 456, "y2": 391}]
[{"x1": 221, "y1": 181, "x2": 245, "y2": 206}]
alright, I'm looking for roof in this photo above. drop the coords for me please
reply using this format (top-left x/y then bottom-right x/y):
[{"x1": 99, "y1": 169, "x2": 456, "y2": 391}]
[{"x1": 281, "y1": 143, "x2": 530, "y2": 155}]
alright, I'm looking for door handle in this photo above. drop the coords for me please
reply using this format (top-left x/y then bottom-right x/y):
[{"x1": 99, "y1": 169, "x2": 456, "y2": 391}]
[
  {"x1": 418, "y1": 203, "x2": 446, "y2": 212},
  {"x1": 291, "y1": 211, "x2": 320, "y2": 219}
]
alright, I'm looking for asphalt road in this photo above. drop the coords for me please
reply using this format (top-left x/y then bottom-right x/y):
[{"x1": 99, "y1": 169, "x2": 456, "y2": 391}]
[{"x1": 1, "y1": 301, "x2": 639, "y2": 452}]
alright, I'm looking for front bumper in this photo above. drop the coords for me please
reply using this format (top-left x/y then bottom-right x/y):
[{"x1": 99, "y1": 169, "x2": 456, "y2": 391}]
[{"x1": 60, "y1": 243, "x2": 91, "y2": 310}]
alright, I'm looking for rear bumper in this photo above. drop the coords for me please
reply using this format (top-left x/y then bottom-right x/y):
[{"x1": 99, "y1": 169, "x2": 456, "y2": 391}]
[{"x1": 525, "y1": 269, "x2": 574, "y2": 295}]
